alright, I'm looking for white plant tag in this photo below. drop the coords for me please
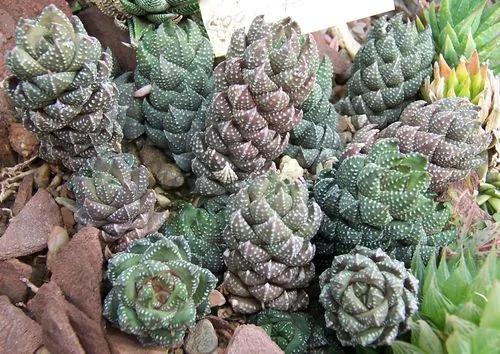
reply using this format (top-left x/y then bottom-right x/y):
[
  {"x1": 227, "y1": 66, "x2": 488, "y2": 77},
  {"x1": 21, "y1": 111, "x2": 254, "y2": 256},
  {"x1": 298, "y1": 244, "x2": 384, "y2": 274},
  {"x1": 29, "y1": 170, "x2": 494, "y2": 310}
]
[{"x1": 199, "y1": 0, "x2": 395, "y2": 56}]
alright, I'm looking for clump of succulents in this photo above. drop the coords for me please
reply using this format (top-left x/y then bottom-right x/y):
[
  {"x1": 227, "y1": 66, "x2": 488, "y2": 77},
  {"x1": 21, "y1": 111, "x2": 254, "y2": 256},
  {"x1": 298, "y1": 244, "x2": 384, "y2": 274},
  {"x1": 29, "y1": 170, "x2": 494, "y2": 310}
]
[
  {"x1": 314, "y1": 138, "x2": 456, "y2": 266},
  {"x1": 70, "y1": 153, "x2": 166, "y2": 251},
  {"x1": 114, "y1": 72, "x2": 146, "y2": 140},
  {"x1": 378, "y1": 98, "x2": 492, "y2": 192},
  {"x1": 393, "y1": 239, "x2": 500, "y2": 354},
  {"x1": 419, "y1": 0, "x2": 500, "y2": 74},
  {"x1": 134, "y1": 19, "x2": 214, "y2": 171},
  {"x1": 319, "y1": 246, "x2": 419, "y2": 347},
  {"x1": 223, "y1": 171, "x2": 322, "y2": 314},
  {"x1": 3, "y1": 5, "x2": 123, "y2": 171},
  {"x1": 421, "y1": 53, "x2": 500, "y2": 169},
  {"x1": 103, "y1": 233, "x2": 217, "y2": 347},
  {"x1": 285, "y1": 58, "x2": 343, "y2": 171},
  {"x1": 167, "y1": 203, "x2": 226, "y2": 273},
  {"x1": 192, "y1": 16, "x2": 319, "y2": 196},
  {"x1": 336, "y1": 13, "x2": 434, "y2": 128}
]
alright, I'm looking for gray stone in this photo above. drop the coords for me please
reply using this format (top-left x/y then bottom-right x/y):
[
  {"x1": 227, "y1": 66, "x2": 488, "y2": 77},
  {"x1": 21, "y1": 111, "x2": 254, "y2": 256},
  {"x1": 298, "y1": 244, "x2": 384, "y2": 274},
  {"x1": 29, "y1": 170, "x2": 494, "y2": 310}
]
[{"x1": 185, "y1": 319, "x2": 218, "y2": 354}]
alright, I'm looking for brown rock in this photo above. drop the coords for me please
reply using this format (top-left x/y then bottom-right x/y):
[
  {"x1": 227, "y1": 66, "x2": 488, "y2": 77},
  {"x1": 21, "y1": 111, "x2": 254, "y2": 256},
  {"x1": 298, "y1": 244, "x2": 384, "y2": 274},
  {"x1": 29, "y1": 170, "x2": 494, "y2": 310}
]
[
  {"x1": 8, "y1": 122, "x2": 38, "y2": 158},
  {"x1": 0, "y1": 1, "x2": 71, "y2": 79},
  {"x1": 208, "y1": 289, "x2": 226, "y2": 307},
  {"x1": 185, "y1": 319, "x2": 218, "y2": 354},
  {"x1": 0, "y1": 189, "x2": 62, "y2": 261},
  {"x1": 46, "y1": 226, "x2": 69, "y2": 271},
  {"x1": 11, "y1": 173, "x2": 34, "y2": 216},
  {"x1": 139, "y1": 145, "x2": 185, "y2": 190},
  {"x1": 61, "y1": 206, "x2": 76, "y2": 231},
  {"x1": 106, "y1": 328, "x2": 167, "y2": 354},
  {"x1": 0, "y1": 92, "x2": 16, "y2": 167},
  {"x1": 225, "y1": 325, "x2": 283, "y2": 354},
  {"x1": 51, "y1": 226, "x2": 104, "y2": 323},
  {"x1": 0, "y1": 295, "x2": 42, "y2": 353},
  {"x1": 29, "y1": 282, "x2": 110, "y2": 354},
  {"x1": 77, "y1": 7, "x2": 136, "y2": 72},
  {"x1": 34, "y1": 164, "x2": 51, "y2": 189},
  {"x1": 0, "y1": 259, "x2": 32, "y2": 303}
]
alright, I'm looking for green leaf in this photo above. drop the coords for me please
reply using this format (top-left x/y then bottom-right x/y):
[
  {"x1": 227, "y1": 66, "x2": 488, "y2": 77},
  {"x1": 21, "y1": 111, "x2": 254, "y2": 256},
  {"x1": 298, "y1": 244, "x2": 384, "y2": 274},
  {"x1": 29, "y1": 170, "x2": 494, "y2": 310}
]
[
  {"x1": 391, "y1": 341, "x2": 427, "y2": 354},
  {"x1": 479, "y1": 281, "x2": 500, "y2": 330}
]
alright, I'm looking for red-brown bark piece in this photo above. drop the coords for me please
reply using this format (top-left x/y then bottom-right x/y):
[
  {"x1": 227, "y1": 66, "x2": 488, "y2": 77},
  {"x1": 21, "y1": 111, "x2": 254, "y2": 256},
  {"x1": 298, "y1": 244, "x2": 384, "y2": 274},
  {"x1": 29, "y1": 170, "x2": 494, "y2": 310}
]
[
  {"x1": 28, "y1": 282, "x2": 110, "y2": 354},
  {"x1": 0, "y1": 189, "x2": 62, "y2": 261},
  {"x1": 226, "y1": 325, "x2": 284, "y2": 354},
  {"x1": 106, "y1": 328, "x2": 167, "y2": 354},
  {"x1": 11, "y1": 174, "x2": 34, "y2": 216},
  {"x1": 51, "y1": 226, "x2": 104, "y2": 323},
  {"x1": 0, "y1": 295, "x2": 42, "y2": 353},
  {"x1": 0, "y1": 259, "x2": 32, "y2": 303},
  {"x1": 0, "y1": 189, "x2": 62, "y2": 260},
  {"x1": 8, "y1": 123, "x2": 38, "y2": 158}
]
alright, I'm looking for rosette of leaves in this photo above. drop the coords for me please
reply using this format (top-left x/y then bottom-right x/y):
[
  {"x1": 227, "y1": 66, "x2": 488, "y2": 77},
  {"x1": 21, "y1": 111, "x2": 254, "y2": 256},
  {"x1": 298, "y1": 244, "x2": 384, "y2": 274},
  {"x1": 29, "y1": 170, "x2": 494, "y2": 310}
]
[
  {"x1": 335, "y1": 13, "x2": 434, "y2": 128},
  {"x1": 378, "y1": 98, "x2": 492, "y2": 192},
  {"x1": 223, "y1": 171, "x2": 322, "y2": 314},
  {"x1": 421, "y1": 53, "x2": 500, "y2": 169},
  {"x1": 319, "y1": 246, "x2": 419, "y2": 347},
  {"x1": 191, "y1": 16, "x2": 319, "y2": 196},
  {"x1": 393, "y1": 239, "x2": 500, "y2": 354},
  {"x1": 167, "y1": 203, "x2": 226, "y2": 273},
  {"x1": 313, "y1": 138, "x2": 456, "y2": 266},
  {"x1": 285, "y1": 58, "x2": 343, "y2": 171},
  {"x1": 114, "y1": 72, "x2": 146, "y2": 140},
  {"x1": 3, "y1": 5, "x2": 123, "y2": 171},
  {"x1": 103, "y1": 233, "x2": 217, "y2": 347},
  {"x1": 134, "y1": 19, "x2": 214, "y2": 171},
  {"x1": 70, "y1": 153, "x2": 166, "y2": 250},
  {"x1": 419, "y1": 0, "x2": 500, "y2": 74}
]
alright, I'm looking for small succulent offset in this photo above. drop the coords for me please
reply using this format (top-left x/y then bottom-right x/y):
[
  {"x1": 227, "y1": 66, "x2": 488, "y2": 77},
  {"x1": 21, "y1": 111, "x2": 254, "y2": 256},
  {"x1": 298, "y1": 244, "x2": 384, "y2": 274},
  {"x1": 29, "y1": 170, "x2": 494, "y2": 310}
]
[
  {"x1": 285, "y1": 58, "x2": 343, "y2": 171},
  {"x1": 167, "y1": 203, "x2": 226, "y2": 273},
  {"x1": 319, "y1": 246, "x2": 419, "y2": 347},
  {"x1": 70, "y1": 153, "x2": 166, "y2": 250},
  {"x1": 478, "y1": 170, "x2": 500, "y2": 219},
  {"x1": 192, "y1": 16, "x2": 319, "y2": 196},
  {"x1": 253, "y1": 309, "x2": 312, "y2": 354},
  {"x1": 223, "y1": 172, "x2": 322, "y2": 314},
  {"x1": 378, "y1": 98, "x2": 492, "y2": 192},
  {"x1": 335, "y1": 14, "x2": 434, "y2": 128},
  {"x1": 3, "y1": 5, "x2": 123, "y2": 171},
  {"x1": 419, "y1": 0, "x2": 500, "y2": 74},
  {"x1": 134, "y1": 19, "x2": 214, "y2": 171},
  {"x1": 103, "y1": 233, "x2": 217, "y2": 347},
  {"x1": 393, "y1": 241, "x2": 500, "y2": 354}
]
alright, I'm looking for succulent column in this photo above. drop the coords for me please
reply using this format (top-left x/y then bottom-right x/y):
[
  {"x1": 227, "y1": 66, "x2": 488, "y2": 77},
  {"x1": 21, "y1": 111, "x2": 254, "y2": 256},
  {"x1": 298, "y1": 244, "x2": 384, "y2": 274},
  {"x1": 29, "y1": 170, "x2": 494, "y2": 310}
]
[
  {"x1": 191, "y1": 16, "x2": 319, "y2": 196},
  {"x1": 336, "y1": 14, "x2": 434, "y2": 128},
  {"x1": 3, "y1": 5, "x2": 123, "y2": 171},
  {"x1": 223, "y1": 172, "x2": 322, "y2": 314},
  {"x1": 134, "y1": 19, "x2": 214, "y2": 171}
]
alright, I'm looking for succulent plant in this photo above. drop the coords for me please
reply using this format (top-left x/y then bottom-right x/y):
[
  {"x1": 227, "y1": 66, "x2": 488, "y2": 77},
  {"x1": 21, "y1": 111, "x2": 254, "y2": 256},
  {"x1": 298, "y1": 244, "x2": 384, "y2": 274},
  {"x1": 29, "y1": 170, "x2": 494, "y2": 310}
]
[
  {"x1": 92, "y1": 0, "x2": 199, "y2": 23},
  {"x1": 253, "y1": 310, "x2": 312, "y2": 354},
  {"x1": 378, "y1": 98, "x2": 491, "y2": 192},
  {"x1": 114, "y1": 72, "x2": 146, "y2": 140},
  {"x1": 335, "y1": 14, "x2": 434, "y2": 128},
  {"x1": 313, "y1": 138, "x2": 456, "y2": 266},
  {"x1": 285, "y1": 58, "x2": 343, "y2": 171},
  {"x1": 134, "y1": 20, "x2": 214, "y2": 171},
  {"x1": 478, "y1": 170, "x2": 500, "y2": 218},
  {"x1": 393, "y1": 238, "x2": 500, "y2": 354},
  {"x1": 223, "y1": 171, "x2": 322, "y2": 314},
  {"x1": 192, "y1": 16, "x2": 319, "y2": 196},
  {"x1": 419, "y1": 0, "x2": 500, "y2": 74},
  {"x1": 319, "y1": 246, "x2": 419, "y2": 347},
  {"x1": 3, "y1": 5, "x2": 123, "y2": 171},
  {"x1": 167, "y1": 203, "x2": 226, "y2": 273},
  {"x1": 70, "y1": 153, "x2": 166, "y2": 250},
  {"x1": 421, "y1": 53, "x2": 500, "y2": 169},
  {"x1": 103, "y1": 233, "x2": 217, "y2": 347}
]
